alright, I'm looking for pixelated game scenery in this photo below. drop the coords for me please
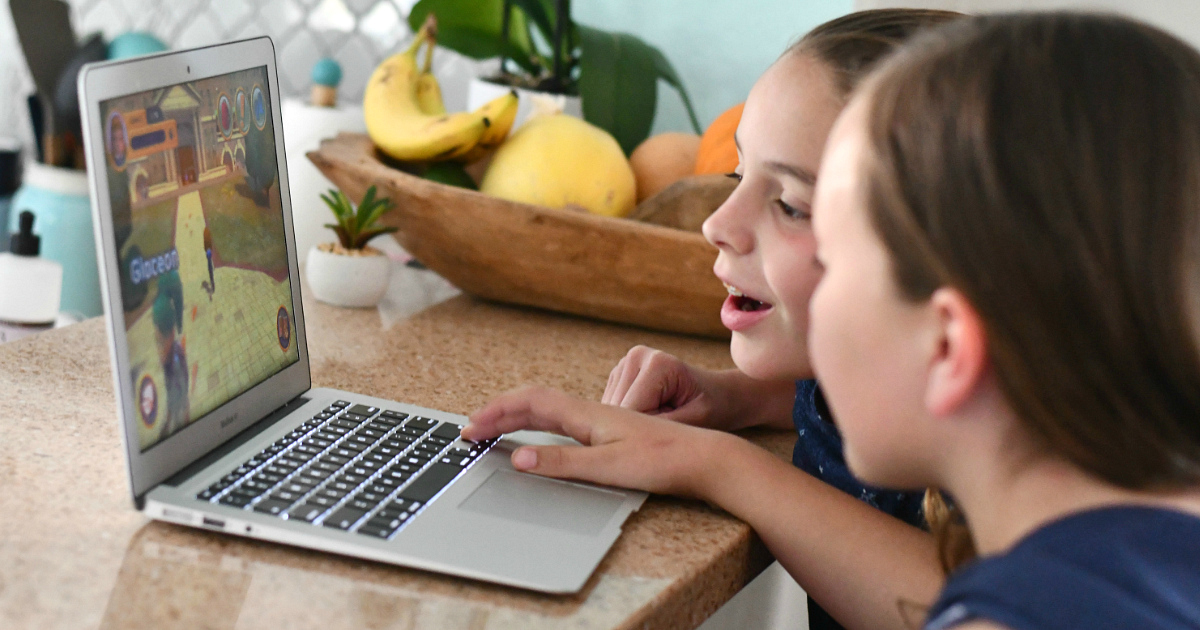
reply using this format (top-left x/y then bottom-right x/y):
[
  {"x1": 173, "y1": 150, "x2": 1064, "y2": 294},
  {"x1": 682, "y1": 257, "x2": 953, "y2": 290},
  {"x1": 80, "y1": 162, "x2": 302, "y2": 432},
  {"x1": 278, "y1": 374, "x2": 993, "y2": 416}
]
[{"x1": 101, "y1": 66, "x2": 299, "y2": 452}]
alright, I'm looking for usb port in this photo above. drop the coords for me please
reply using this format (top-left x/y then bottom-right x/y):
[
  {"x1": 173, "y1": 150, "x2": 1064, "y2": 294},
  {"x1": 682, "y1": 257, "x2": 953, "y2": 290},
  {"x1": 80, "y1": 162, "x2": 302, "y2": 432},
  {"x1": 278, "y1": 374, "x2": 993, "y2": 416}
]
[{"x1": 202, "y1": 516, "x2": 225, "y2": 529}]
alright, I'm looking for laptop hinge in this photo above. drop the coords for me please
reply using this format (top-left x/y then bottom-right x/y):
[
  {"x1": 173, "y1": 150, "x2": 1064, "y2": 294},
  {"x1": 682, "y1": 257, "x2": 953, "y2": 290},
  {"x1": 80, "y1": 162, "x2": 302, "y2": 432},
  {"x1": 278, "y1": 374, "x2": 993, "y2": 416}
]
[{"x1": 158, "y1": 394, "x2": 312, "y2": 489}]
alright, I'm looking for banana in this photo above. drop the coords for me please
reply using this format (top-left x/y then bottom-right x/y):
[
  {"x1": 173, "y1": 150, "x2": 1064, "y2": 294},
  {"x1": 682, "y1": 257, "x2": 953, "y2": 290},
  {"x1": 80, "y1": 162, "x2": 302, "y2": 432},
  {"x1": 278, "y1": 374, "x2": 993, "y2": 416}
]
[
  {"x1": 414, "y1": 35, "x2": 446, "y2": 116},
  {"x1": 415, "y1": 72, "x2": 446, "y2": 115},
  {"x1": 364, "y1": 23, "x2": 489, "y2": 162},
  {"x1": 457, "y1": 89, "x2": 519, "y2": 163}
]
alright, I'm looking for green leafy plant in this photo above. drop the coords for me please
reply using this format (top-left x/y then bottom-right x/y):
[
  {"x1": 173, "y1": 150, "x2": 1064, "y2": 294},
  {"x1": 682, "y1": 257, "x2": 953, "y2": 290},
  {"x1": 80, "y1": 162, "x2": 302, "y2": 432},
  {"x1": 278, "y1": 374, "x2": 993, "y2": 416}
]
[
  {"x1": 407, "y1": 0, "x2": 702, "y2": 155},
  {"x1": 320, "y1": 185, "x2": 399, "y2": 250}
]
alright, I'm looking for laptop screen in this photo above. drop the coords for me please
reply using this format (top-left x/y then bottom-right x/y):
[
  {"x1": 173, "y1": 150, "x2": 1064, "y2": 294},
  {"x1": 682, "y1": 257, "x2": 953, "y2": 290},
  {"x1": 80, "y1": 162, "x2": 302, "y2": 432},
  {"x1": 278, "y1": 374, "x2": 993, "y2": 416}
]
[{"x1": 100, "y1": 65, "x2": 299, "y2": 452}]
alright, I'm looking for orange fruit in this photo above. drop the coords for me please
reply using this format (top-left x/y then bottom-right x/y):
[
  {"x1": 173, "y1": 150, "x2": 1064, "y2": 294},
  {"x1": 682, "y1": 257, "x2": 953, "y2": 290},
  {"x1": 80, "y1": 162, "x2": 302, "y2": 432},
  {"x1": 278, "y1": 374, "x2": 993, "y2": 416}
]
[
  {"x1": 694, "y1": 102, "x2": 744, "y2": 175},
  {"x1": 630, "y1": 132, "x2": 702, "y2": 202}
]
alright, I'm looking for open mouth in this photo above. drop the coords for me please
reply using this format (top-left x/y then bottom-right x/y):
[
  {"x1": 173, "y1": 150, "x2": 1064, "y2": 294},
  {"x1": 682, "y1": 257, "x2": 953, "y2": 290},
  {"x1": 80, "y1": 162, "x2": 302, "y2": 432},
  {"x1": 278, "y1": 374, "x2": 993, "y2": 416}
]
[{"x1": 724, "y1": 282, "x2": 772, "y2": 312}]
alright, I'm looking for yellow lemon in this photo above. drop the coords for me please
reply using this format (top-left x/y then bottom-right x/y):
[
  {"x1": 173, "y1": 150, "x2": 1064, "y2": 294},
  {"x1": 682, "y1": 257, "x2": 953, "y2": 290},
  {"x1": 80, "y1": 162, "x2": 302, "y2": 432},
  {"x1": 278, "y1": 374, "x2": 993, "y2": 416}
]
[{"x1": 480, "y1": 114, "x2": 636, "y2": 218}]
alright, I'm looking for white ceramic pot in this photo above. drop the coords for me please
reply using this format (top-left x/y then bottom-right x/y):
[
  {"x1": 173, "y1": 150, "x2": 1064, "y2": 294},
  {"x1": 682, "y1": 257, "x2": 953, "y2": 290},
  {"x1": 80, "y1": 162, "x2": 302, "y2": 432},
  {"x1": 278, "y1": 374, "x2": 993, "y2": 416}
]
[
  {"x1": 305, "y1": 244, "x2": 391, "y2": 308},
  {"x1": 467, "y1": 77, "x2": 582, "y2": 133}
]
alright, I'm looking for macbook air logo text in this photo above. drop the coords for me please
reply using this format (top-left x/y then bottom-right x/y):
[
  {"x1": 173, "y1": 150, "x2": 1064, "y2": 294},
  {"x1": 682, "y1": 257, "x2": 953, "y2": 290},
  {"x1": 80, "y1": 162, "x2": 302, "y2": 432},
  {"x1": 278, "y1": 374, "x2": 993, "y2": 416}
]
[{"x1": 219, "y1": 414, "x2": 239, "y2": 429}]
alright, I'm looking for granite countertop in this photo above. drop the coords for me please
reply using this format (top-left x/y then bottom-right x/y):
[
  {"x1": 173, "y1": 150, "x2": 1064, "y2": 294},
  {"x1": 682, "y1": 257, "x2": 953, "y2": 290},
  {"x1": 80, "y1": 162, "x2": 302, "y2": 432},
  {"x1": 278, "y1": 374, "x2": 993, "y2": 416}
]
[{"x1": 0, "y1": 293, "x2": 793, "y2": 629}]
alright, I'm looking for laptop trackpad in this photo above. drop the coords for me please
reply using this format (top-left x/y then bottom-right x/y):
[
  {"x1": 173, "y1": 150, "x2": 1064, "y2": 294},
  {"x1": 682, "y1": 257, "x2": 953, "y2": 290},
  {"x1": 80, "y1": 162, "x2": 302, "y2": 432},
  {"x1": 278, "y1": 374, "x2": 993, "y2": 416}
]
[{"x1": 457, "y1": 469, "x2": 626, "y2": 537}]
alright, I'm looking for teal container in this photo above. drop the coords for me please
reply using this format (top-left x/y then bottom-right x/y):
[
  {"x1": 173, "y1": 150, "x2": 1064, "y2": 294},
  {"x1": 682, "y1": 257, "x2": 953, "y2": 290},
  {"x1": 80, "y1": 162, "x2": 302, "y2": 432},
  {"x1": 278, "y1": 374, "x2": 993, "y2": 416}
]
[
  {"x1": 108, "y1": 32, "x2": 168, "y2": 60},
  {"x1": 9, "y1": 163, "x2": 101, "y2": 317}
]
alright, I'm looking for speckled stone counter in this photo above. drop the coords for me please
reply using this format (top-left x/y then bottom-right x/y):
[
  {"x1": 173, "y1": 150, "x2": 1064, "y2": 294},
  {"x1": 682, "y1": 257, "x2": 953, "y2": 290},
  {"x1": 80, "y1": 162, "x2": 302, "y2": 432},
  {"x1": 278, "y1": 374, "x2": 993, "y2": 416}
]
[{"x1": 0, "y1": 294, "x2": 793, "y2": 630}]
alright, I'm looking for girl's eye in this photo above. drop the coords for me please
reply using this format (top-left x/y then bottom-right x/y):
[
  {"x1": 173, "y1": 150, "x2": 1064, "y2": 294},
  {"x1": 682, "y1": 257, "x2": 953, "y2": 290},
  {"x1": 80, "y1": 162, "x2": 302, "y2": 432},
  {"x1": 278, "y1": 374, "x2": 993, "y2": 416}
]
[
  {"x1": 777, "y1": 200, "x2": 811, "y2": 220},
  {"x1": 725, "y1": 172, "x2": 743, "y2": 183}
]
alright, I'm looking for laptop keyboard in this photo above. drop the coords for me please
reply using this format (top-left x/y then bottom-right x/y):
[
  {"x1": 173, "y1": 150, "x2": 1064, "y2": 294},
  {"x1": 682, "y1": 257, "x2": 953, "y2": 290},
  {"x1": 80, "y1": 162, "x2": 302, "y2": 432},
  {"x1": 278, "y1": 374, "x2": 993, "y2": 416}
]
[{"x1": 195, "y1": 400, "x2": 495, "y2": 540}]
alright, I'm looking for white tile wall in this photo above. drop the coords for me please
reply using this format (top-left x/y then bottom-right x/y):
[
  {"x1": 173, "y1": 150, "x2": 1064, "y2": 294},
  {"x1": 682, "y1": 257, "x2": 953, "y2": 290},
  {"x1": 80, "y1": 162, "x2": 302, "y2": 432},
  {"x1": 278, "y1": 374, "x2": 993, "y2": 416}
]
[{"x1": 0, "y1": 0, "x2": 493, "y2": 159}]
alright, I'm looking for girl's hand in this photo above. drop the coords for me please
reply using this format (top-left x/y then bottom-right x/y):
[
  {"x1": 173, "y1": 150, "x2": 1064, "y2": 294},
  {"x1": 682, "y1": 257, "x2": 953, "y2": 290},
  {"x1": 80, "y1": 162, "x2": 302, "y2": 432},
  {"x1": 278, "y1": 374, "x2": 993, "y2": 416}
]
[
  {"x1": 602, "y1": 345, "x2": 798, "y2": 431},
  {"x1": 601, "y1": 346, "x2": 717, "y2": 426},
  {"x1": 462, "y1": 386, "x2": 726, "y2": 497}
]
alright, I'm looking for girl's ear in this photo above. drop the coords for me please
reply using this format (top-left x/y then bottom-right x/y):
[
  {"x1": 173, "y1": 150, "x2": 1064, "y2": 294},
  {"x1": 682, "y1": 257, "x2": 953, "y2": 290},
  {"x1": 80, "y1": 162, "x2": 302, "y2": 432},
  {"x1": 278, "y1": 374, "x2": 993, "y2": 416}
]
[{"x1": 925, "y1": 287, "x2": 989, "y2": 417}]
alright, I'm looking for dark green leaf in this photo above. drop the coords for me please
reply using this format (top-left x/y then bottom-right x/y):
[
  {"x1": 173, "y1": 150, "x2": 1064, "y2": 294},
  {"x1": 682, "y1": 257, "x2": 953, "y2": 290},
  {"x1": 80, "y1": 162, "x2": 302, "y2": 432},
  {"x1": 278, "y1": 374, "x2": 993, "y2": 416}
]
[
  {"x1": 321, "y1": 190, "x2": 350, "y2": 223},
  {"x1": 577, "y1": 25, "x2": 657, "y2": 155},
  {"x1": 354, "y1": 185, "x2": 376, "y2": 230},
  {"x1": 361, "y1": 198, "x2": 393, "y2": 230},
  {"x1": 646, "y1": 46, "x2": 702, "y2": 134},
  {"x1": 408, "y1": 0, "x2": 534, "y2": 62},
  {"x1": 435, "y1": 26, "x2": 539, "y2": 74},
  {"x1": 509, "y1": 0, "x2": 554, "y2": 43}
]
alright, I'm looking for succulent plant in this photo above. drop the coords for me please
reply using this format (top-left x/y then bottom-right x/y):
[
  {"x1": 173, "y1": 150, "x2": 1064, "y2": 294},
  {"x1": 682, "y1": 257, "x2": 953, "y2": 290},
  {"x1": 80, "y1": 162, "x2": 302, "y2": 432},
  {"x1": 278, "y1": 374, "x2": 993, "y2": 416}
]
[{"x1": 321, "y1": 185, "x2": 398, "y2": 250}]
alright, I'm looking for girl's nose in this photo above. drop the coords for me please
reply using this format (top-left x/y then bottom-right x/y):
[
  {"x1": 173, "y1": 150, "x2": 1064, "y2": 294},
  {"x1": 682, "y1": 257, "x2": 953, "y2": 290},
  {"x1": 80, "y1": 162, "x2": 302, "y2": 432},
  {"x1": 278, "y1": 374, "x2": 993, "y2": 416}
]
[{"x1": 703, "y1": 185, "x2": 754, "y2": 255}]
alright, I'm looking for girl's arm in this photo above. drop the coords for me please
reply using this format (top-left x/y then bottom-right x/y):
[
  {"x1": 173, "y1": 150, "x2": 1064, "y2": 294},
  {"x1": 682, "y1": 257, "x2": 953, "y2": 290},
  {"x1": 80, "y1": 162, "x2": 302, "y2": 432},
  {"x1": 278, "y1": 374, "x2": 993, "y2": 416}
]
[{"x1": 464, "y1": 387, "x2": 944, "y2": 630}]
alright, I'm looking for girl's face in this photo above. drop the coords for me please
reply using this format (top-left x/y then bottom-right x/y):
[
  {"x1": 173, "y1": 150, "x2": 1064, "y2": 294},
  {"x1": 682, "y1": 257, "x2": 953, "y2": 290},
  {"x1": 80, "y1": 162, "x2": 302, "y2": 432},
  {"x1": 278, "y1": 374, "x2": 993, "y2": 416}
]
[
  {"x1": 703, "y1": 53, "x2": 844, "y2": 381},
  {"x1": 808, "y1": 99, "x2": 938, "y2": 488}
]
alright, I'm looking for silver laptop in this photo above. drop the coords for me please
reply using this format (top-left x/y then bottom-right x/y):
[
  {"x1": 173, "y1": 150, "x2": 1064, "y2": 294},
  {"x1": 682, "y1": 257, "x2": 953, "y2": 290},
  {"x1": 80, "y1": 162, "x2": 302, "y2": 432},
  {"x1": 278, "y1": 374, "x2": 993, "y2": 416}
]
[{"x1": 78, "y1": 36, "x2": 646, "y2": 594}]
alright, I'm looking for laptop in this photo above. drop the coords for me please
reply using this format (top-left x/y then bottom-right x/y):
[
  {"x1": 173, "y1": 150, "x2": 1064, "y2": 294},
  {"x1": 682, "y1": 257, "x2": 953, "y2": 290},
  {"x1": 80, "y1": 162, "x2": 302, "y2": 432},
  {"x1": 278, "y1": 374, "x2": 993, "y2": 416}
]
[{"x1": 78, "y1": 36, "x2": 646, "y2": 594}]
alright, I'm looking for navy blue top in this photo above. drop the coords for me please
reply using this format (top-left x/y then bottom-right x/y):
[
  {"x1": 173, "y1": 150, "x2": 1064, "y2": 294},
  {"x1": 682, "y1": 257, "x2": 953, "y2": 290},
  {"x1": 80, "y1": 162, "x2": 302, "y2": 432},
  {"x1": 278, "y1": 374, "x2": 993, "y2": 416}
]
[
  {"x1": 792, "y1": 379, "x2": 926, "y2": 528},
  {"x1": 925, "y1": 506, "x2": 1200, "y2": 630}
]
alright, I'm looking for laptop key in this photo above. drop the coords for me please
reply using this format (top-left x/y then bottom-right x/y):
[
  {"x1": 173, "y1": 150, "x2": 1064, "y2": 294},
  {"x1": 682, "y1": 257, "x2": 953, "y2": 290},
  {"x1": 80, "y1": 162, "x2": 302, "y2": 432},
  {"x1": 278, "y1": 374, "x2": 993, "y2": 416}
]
[
  {"x1": 270, "y1": 490, "x2": 302, "y2": 503},
  {"x1": 398, "y1": 463, "x2": 464, "y2": 503},
  {"x1": 304, "y1": 468, "x2": 333, "y2": 481},
  {"x1": 323, "y1": 507, "x2": 367, "y2": 530},
  {"x1": 357, "y1": 491, "x2": 386, "y2": 503},
  {"x1": 332, "y1": 400, "x2": 351, "y2": 408},
  {"x1": 370, "y1": 482, "x2": 396, "y2": 494},
  {"x1": 346, "y1": 404, "x2": 377, "y2": 417},
  {"x1": 308, "y1": 494, "x2": 338, "y2": 507},
  {"x1": 313, "y1": 460, "x2": 341, "y2": 473},
  {"x1": 316, "y1": 488, "x2": 349, "y2": 502},
  {"x1": 289, "y1": 503, "x2": 325, "y2": 522},
  {"x1": 368, "y1": 512, "x2": 408, "y2": 527},
  {"x1": 218, "y1": 493, "x2": 253, "y2": 508},
  {"x1": 342, "y1": 472, "x2": 369, "y2": 485},
  {"x1": 349, "y1": 498, "x2": 377, "y2": 511},
  {"x1": 405, "y1": 417, "x2": 437, "y2": 431},
  {"x1": 432, "y1": 423, "x2": 463, "y2": 440},
  {"x1": 291, "y1": 470, "x2": 324, "y2": 487},
  {"x1": 241, "y1": 479, "x2": 273, "y2": 492},
  {"x1": 414, "y1": 445, "x2": 442, "y2": 457},
  {"x1": 280, "y1": 482, "x2": 312, "y2": 495},
  {"x1": 358, "y1": 522, "x2": 399, "y2": 539},
  {"x1": 253, "y1": 499, "x2": 292, "y2": 515}
]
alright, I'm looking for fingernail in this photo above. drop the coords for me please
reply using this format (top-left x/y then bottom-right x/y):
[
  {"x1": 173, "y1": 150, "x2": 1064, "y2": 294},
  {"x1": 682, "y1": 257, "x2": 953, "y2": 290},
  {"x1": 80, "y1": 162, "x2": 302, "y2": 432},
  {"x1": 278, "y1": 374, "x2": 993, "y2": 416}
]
[{"x1": 513, "y1": 448, "x2": 537, "y2": 470}]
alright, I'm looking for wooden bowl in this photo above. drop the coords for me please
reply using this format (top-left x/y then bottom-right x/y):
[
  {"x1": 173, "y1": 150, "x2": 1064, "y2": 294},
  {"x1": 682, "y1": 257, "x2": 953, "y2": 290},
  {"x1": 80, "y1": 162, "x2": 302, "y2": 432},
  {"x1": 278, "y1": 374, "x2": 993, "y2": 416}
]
[{"x1": 307, "y1": 133, "x2": 728, "y2": 338}]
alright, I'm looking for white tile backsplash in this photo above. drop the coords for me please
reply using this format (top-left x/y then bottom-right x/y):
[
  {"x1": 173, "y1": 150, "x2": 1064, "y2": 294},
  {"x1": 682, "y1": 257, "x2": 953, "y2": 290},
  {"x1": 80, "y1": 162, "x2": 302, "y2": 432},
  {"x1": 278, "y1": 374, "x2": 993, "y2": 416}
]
[{"x1": 0, "y1": 0, "x2": 493, "y2": 162}]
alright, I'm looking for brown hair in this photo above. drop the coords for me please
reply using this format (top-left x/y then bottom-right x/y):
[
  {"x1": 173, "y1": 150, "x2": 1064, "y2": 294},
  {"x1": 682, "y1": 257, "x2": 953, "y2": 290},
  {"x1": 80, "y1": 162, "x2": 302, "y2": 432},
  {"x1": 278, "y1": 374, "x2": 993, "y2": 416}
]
[
  {"x1": 788, "y1": 9, "x2": 964, "y2": 98},
  {"x1": 861, "y1": 13, "x2": 1200, "y2": 570},
  {"x1": 790, "y1": 8, "x2": 972, "y2": 572}
]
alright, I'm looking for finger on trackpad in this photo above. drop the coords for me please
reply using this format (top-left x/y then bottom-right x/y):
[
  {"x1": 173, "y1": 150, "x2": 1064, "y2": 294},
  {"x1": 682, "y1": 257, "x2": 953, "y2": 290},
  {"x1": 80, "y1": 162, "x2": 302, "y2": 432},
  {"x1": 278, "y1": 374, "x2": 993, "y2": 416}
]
[{"x1": 457, "y1": 470, "x2": 625, "y2": 536}]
